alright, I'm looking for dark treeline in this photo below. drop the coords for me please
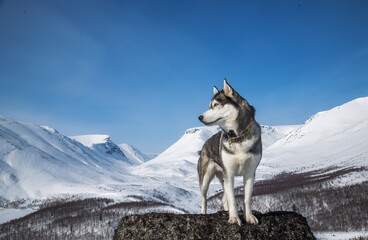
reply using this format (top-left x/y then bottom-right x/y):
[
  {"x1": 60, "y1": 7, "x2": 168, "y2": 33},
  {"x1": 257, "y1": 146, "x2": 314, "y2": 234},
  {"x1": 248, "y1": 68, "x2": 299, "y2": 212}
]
[{"x1": 0, "y1": 198, "x2": 180, "y2": 240}]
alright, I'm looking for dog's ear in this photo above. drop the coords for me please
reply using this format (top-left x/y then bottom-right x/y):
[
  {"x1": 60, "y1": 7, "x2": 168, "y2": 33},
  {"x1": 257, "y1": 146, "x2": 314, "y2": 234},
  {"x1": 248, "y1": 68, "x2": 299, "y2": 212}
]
[
  {"x1": 223, "y1": 78, "x2": 234, "y2": 98},
  {"x1": 213, "y1": 86, "x2": 219, "y2": 95}
]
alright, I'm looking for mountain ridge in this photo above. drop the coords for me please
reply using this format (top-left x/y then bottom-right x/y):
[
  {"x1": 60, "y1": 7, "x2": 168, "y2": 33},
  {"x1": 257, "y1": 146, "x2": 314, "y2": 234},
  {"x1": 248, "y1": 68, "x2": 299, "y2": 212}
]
[
  {"x1": 1, "y1": 97, "x2": 367, "y2": 235},
  {"x1": 260, "y1": 96, "x2": 368, "y2": 179}
]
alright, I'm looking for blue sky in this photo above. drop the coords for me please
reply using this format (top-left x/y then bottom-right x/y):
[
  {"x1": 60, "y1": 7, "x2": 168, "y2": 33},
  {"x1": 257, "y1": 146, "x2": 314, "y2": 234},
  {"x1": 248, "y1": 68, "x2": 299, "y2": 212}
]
[{"x1": 0, "y1": 0, "x2": 367, "y2": 153}]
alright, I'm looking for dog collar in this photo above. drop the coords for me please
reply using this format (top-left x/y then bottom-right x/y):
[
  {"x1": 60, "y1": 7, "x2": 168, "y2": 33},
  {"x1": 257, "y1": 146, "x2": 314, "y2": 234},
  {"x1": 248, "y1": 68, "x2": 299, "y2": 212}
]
[{"x1": 227, "y1": 123, "x2": 253, "y2": 144}]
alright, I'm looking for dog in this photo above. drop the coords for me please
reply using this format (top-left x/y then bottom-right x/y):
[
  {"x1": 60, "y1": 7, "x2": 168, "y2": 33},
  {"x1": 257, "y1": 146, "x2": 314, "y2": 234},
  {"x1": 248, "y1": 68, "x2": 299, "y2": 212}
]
[{"x1": 198, "y1": 79, "x2": 262, "y2": 226}]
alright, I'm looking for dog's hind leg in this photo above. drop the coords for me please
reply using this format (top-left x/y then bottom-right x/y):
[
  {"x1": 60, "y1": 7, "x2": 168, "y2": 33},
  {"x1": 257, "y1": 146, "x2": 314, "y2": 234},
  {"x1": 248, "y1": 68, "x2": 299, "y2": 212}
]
[
  {"x1": 200, "y1": 168, "x2": 215, "y2": 214},
  {"x1": 198, "y1": 157, "x2": 216, "y2": 214}
]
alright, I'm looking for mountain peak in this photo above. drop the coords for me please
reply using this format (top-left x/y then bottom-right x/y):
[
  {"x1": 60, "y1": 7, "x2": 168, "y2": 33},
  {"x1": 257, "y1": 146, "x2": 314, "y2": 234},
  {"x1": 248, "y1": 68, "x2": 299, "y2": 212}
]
[
  {"x1": 263, "y1": 96, "x2": 368, "y2": 175},
  {"x1": 118, "y1": 143, "x2": 155, "y2": 165},
  {"x1": 305, "y1": 96, "x2": 368, "y2": 125},
  {"x1": 350, "y1": 96, "x2": 368, "y2": 104},
  {"x1": 70, "y1": 134, "x2": 129, "y2": 162},
  {"x1": 71, "y1": 134, "x2": 110, "y2": 148},
  {"x1": 41, "y1": 126, "x2": 59, "y2": 134},
  {"x1": 305, "y1": 97, "x2": 368, "y2": 130}
]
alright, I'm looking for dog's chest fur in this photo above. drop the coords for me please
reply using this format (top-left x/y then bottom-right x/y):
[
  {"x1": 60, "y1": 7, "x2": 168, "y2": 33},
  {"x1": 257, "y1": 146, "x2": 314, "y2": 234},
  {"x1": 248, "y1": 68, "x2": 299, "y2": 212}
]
[{"x1": 221, "y1": 139, "x2": 257, "y2": 176}]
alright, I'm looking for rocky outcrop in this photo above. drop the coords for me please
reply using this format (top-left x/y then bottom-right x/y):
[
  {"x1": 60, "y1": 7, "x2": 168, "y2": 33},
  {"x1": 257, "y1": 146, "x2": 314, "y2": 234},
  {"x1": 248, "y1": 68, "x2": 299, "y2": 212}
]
[{"x1": 114, "y1": 211, "x2": 315, "y2": 240}]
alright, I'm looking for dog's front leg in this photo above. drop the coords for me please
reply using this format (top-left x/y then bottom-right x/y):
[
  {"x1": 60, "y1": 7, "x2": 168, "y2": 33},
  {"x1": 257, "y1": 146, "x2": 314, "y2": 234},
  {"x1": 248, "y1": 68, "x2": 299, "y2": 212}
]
[
  {"x1": 223, "y1": 173, "x2": 241, "y2": 226},
  {"x1": 217, "y1": 174, "x2": 228, "y2": 211},
  {"x1": 243, "y1": 173, "x2": 258, "y2": 225},
  {"x1": 222, "y1": 188, "x2": 228, "y2": 211}
]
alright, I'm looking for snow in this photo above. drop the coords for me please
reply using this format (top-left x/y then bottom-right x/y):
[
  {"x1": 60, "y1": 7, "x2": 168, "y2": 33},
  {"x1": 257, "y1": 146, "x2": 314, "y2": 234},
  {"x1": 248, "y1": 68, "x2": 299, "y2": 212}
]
[
  {"x1": 118, "y1": 143, "x2": 155, "y2": 165},
  {"x1": 1, "y1": 97, "x2": 368, "y2": 226},
  {"x1": 132, "y1": 124, "x2": 296, "y2": 177},
  {"x1": 70, "y1": 134, "x2": 110, "y2": 148},
  {"x1": 128, "y1": 124, "x2": 299, "y2": 207},
  {"x1": 315, "y1": 231, "x2": 368, "y2": 240},
  {"x1": 259, "y1": 97, "x2": 368, "y2": 180},
  {"x1": 261, "y1": 125, "x2": 300, "y2": 148},
  {"x1": 0, "y1": 116, "x2": 207, "y2": 215},
  {"x1": 0, "y1": 118, "x2": 135, "y2": 201},
  {"x1": 0, "y1": 208, "x2": 36, "y2": 224},
  {"x1": 132, "y1": 126, "x2": 220, "y2": 177}
]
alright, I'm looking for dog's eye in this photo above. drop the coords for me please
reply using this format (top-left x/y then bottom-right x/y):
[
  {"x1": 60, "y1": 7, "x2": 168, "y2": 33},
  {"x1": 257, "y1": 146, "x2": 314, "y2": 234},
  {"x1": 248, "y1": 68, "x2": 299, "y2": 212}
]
[{"x1": 213, "y1": 103, "x2": 219, "y2": 107}]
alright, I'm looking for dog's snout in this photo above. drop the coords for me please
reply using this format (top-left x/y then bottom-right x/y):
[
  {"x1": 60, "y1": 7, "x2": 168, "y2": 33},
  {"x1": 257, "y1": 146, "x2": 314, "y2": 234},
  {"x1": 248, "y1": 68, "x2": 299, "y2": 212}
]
[{"x1": 198, "y1": 115, "x2": 204, "y2": 122}]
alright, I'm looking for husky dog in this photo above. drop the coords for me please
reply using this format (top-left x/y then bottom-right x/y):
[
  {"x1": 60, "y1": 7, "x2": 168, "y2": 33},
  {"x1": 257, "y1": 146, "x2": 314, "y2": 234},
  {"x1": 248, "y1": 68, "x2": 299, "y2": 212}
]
[{"x1": 198, "y1": 79, "x2": 262, "y2": 226}]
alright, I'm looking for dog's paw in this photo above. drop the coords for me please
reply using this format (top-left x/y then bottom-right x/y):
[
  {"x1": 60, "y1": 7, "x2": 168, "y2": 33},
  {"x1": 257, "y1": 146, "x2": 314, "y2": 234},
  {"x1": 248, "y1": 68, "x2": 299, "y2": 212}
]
[
  {"x1": 245, "y1": 213, "x2": 259, "y2": 225},
  {"x1": 228, "y1": 216, "x2": 242, "y2": 226}
]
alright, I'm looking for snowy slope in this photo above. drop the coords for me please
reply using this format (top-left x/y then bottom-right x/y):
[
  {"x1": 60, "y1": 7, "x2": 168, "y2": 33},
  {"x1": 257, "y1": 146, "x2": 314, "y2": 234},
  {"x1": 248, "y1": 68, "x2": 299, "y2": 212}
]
[
  {"x1": 1, "y1": 97, "x2": 367, "y2": 224},
  {"x1": 131, "y1": 97, "x2": 368, "y2": 206},
  {"x1": 131, "y1": 126, "x2": 220, "y2": 177},
  {"x1": 70, "y1": 135, "x2": 133, "y2": 164},
  {"x1": 0, "y1": 116, "x2": 201, "y2": 215},
  {"x1": 118, "y1": 143, "x2": 156, "y2": 165},
  {"x1": 0, "y1": 117, "x2": 133, "y2": 201},
  {"x1": 129, "y1": 123, "x2": 300, "y2": 211},
  {"x1": 258, "y1": 97, "x2": 368, "y2": 181},
  {"x1": 70, "y1": 136, "x2": 155, "y2": 165},
  {"x1": 0, "y1": 114, "x2": 296, "y2": 205},
  {"x1": 131, "y1": 124, "x2": 296, "y2": 178},
  {"x1": 261, "y1": 125, "x2": 300, "y2": 148},
  {"x1": 129, "y1": 126, "x2": 223, "y2": 211}
]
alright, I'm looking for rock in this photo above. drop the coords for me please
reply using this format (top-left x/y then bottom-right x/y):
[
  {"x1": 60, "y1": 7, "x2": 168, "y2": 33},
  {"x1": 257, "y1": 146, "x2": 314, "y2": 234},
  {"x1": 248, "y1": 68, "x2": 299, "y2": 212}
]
[{"x1": 114, "y1": 211, "x2": 316, "y2": 240}]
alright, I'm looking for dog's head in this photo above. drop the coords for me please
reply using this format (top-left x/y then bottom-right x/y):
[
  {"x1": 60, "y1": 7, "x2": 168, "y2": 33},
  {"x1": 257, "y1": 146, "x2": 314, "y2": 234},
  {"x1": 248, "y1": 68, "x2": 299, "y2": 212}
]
[{"x1": 198, "y1": 79, "x2": 255, "y2": 132}]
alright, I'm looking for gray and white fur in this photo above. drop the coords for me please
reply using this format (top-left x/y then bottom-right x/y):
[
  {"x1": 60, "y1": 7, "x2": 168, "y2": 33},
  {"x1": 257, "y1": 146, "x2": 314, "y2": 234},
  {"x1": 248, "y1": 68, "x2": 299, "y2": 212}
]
[{"x1": 198, "y1": 79, "x2": 262, "y2": 226}]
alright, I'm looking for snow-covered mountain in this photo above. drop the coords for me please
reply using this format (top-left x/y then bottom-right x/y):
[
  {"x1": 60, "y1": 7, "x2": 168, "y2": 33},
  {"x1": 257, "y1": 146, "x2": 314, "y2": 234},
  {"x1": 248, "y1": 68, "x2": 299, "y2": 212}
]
[
  {"x1": 131, "y1": 97, "x2": 368, "y2": 211},
  {"x1": 131, "y1": 124, "x2": 298, "y2": 178},
  {"x1": 0, "y1": 115, "x2": 298, "y2": 205},
  {"x1": 71, "y1": 135, "x2": 128, "y2": 162},
  {"x1": 0, "y1": 116, "x2": 200, "y2": 216},
  {"x1": 136, "y1": 97, "x2": 368, "y2": 184},
  {"x1": 118, "y1": 143, "x2": 156, "y2": 165},
  {"x1": 258, "y1": 97, "x2": 368, "y2": 182},
  {"x1": 129, "y1": 123, "x2": 299, "y2": 204},
  {"x1": 69, "y1": 135, "x2": 156, "y2": 165},
  {"x1": 0, "y1": 117, "x2": 138, "y2": 202},
  {"x1": 261, "y1": 125, "x2": 301, "y2": 148},
  {"x1": 132, "y1": 126, "x2": 220, "y2": 177},
  {"x1": 1, "y1": 97, "x2": 368, "y2": 236}
]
